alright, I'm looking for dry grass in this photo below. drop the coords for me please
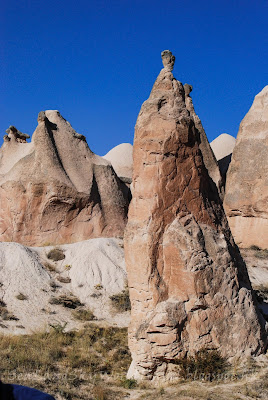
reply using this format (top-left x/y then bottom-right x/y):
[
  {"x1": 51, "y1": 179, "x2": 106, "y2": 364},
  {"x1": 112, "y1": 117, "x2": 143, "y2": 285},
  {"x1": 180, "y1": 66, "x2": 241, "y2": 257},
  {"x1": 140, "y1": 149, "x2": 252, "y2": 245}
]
[
  {"x1": 72, "y1": 308, "x2": 96, "y2": 321},
  {"x1": 0, "y1": 324, "x2": 131, "y2": 399},
  {"x1": 110, "y1": 290, "x2": 131, "y2": 312}
]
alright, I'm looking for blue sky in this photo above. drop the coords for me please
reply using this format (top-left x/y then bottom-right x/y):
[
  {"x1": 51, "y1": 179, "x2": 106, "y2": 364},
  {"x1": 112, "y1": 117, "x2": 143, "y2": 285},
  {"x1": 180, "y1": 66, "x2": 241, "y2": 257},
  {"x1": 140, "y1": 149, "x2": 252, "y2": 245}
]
[{"x1": 1, "y1": 0, "x2": 267, "y2": 155}]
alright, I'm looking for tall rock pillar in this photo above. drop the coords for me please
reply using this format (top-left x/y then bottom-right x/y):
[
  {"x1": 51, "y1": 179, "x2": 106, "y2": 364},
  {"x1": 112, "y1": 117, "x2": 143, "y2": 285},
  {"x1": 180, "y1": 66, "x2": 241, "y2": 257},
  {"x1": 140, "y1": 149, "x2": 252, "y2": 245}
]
[{"x1": 124, "y1": 51, "x2": 267, "y2": 381}]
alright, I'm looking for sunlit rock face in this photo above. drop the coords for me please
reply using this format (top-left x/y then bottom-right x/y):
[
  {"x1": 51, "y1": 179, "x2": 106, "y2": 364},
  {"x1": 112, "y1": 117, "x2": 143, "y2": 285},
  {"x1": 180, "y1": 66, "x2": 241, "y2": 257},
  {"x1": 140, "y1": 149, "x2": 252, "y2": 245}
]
[
  {"x1": 124, "y1": 51, "x2": 267, "y2": 381},
  {"x1": 0, "y1": 111, "x2": 130, "y2": 246},
  {"x1": 224, "y1": 86, "x2": 268, "y2": 250}
]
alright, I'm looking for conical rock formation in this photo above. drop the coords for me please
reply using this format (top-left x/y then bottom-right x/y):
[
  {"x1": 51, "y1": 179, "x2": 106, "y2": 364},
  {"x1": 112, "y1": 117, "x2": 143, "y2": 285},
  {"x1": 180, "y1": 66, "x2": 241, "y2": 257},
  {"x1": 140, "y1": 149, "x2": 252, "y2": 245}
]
[
  {"x1": 124, "y1": 51, "x2": 267, "y2": 381},
  {"x1": 0, "y1": 111, "x2": 130, "y2": 245},
  {"x1": 224, "y1": 86, "x2": 268, "y2": 249}
]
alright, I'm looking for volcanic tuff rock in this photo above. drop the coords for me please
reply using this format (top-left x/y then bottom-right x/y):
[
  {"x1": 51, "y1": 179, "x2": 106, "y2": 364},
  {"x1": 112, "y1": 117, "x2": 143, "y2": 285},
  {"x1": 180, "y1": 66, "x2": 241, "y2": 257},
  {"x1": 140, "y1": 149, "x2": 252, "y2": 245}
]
[
  {"x1": 0, "y1": 111, "x2": 130, "y2": 246},
  {"x1": 210, "y1": 133, "x2": 236, "y2": 179},
  {"x1": 124, "y1": 50, "x2": 267, "y2": 381},
  {"x1": 103, "y1": 143, "x2": 133, "y2": 183},
  {"x1": 184, "y1": 84, "x2": 224, "y2": 198},
  {"x1": 224, "y1": 86, "x2": 268, "y2": 249}
]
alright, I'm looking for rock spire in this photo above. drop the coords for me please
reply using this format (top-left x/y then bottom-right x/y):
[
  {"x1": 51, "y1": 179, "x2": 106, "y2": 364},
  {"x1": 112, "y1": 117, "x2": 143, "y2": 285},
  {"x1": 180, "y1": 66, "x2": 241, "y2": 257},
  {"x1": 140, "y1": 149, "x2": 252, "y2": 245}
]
[{"x1": 124, "y1": 51, "x2": 267, "y2": 381}]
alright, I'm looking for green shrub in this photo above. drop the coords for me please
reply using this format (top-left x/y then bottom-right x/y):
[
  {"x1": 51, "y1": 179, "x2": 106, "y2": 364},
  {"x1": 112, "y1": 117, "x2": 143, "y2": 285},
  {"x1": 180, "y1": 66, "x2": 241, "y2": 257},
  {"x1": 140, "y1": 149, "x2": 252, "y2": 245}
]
[
  {"x1": 120, "y1": 377, "x2": 137, "y2": 389},
  {"x1": 175, "y1": 348, "x2": 228, "y2": 381}
]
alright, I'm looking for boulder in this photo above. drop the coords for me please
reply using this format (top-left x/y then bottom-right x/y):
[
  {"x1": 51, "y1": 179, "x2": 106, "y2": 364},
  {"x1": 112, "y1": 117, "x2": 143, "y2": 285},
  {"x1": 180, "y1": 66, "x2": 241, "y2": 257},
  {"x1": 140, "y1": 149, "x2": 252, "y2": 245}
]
[
  {"x1": 124, "y1": 51, "x2": 267, "y2": 381},
  {"x1": 224, "y1": 87, "x2": 268, "y2": 249},
  {"x1": 0, "y1": 111, "x2": 130, "y2": 246}
]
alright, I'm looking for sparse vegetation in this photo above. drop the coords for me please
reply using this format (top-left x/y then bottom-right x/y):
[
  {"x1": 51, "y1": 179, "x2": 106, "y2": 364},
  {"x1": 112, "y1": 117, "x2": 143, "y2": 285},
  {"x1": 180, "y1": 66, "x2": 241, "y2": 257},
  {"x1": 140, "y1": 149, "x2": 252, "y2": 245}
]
[
  {"x1": 110, "y1": 289, "x2": 131, "y2": 312},
  {"x1": 0, "y1": 324, "x2": 130, "y2": 377},
  {"x1": 49, "y1": 294, "x2": 83, "y2": 309},
  {"x1": 65, "y1": 264, "x2": 72, "y2": 270},
  {"x1": 249, "y1": 245, "x2": 268, "y2": 259},
  {"x1": 72, "y1": 308, "x2": 95, "y2": 321},
  {"x1": 174, "y1": 348, "x2": 228, "y2": 381},
  {"x1": 0, "y1": 301, "x2": 18, "y2": 321},
  {"x1": 16, "y1": 293, "x2": 28, "y2": 301},
  {"x1": 120, "y1": 377, "x2": 137, "y2": 389},
  {"x1": 44, "y1": 262, "x2": 57, "y2": 272},
  {"x1": 47, "y1": 247, "x2": 65, "y2": 261},
  {"x1": 57, "y1": 276, "x2": 71, "y2": 283},
  {"x1": 95, "y1": 283, "x2": 103, "y2": 290}
]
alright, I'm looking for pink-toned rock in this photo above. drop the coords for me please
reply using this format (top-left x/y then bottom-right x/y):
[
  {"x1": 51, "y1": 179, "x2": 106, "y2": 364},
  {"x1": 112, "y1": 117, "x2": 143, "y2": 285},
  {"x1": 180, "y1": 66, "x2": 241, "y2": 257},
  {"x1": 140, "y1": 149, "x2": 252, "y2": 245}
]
[
  {"x1": 124, "y1": 51, "x2": 267, "y2": 381},
  {"x1": 0, "y1": 111, "x2": 130, "y2": 246},
  {"x1": 224, "y1": 86, "x2": 268, "y2": 249}
]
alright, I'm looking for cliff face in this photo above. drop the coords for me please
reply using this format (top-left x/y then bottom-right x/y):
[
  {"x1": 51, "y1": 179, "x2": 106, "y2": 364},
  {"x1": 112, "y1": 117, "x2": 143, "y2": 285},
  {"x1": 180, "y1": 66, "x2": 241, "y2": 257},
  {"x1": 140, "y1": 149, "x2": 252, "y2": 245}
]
[
  {"x1": 124, "y1": 51, "x2": 267, "y2": 381},
  {"x1": 224, "y1": 86, "x2": 268, "y2": 249},
  {"x1": 0, "y1": 111, "x2": 130, "y2": 246}
]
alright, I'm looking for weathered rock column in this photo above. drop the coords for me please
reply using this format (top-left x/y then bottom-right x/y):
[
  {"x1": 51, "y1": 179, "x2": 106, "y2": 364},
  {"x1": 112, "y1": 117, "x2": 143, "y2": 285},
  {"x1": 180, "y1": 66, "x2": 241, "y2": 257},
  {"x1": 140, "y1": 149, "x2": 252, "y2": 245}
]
[
  {"x1": 124, "y1": 51, "x2": 267, "y2": 381},
  {"x1": 224, "y1": 86, "x2": 268, "y2": 249}
]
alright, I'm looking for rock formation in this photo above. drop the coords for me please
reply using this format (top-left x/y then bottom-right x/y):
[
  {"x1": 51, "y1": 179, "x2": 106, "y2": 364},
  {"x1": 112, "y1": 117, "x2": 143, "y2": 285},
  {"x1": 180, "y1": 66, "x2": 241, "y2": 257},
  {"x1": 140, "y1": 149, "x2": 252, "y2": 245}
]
[
  {"x1": 224, "y1": 86, "x2": 268, "y2": 250},
  {"x1": 184, "y1": 84, "x2": 224, "y2": 198},
  {"x1": 0, "y1": 111, "x2": 130, "y2": 246},
  {"x1": 210, "y1": 133, "x2": 236, "y2": 179},
  {"x1": 103, "y1": 143, "x2": 133, "y2": 183},
  {"x1": 124, "y1": 51, "x2": 267, "y2": 381}
]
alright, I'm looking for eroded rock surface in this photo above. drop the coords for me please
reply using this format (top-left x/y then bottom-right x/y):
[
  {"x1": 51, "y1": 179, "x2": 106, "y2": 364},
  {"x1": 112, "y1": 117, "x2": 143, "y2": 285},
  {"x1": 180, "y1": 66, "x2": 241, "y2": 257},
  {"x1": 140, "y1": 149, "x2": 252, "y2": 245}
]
[
  {"x1": 124, "y1": 51, "x2": 267, "y2": 381},
  {"x1": 224, "y1": 86, "x2": 268, "y2": 249},
  {"x1": 0, "y1": 111, "x2": 130, "y2": 245},
  {"x1": 0, "y1": 238, "x2": 129, "y2": 334},
  {"x1": 210, "y1": 133, "x2": 236, "y2": 180},
  {"x1": 184, "y1": 84, "x2": 224, "y2": 198}
]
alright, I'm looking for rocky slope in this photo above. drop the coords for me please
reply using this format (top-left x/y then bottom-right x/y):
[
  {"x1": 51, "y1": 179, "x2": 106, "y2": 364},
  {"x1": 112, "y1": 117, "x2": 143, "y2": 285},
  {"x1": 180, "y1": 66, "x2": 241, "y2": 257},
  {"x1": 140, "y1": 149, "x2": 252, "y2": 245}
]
[
  {"x1": 0, "y1": 237, "x2": 129, "y2": 334},
  {"x1": 0, "y1": 111, "x2": 130, "y2": 246},
  {"x1": 224, "y1": 86, "x2": 268, "y2": 249},
  {"x1": 124, "y1": 50, "x2": 267, "y2": 381}
]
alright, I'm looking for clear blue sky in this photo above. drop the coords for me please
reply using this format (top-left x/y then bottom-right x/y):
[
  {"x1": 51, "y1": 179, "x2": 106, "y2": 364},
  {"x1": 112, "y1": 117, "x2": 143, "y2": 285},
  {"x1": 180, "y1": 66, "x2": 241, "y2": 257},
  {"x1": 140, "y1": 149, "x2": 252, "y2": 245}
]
[{"x1": 1, "y1": 0, "x2": 267, "y2": 155}]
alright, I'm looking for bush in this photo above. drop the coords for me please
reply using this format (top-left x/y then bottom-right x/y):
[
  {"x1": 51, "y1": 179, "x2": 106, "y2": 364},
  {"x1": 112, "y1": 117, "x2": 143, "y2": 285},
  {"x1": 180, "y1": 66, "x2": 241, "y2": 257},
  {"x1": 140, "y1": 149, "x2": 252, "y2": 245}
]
[
  {"x1": 47, "y1": 248, "x2": 65, "y2": 261},
  {"x1": 49, "y1": 294, "x2": 83, "y2": 309},
  {"x1": 44, "y1": 262, "x2": 57, "y2": 272},
  {"x1": 72, "y1": 308, "x2": 95, "y2": 321},
  {"x1": 175, "y1": 348, "x2": 228, "y2": 381},
  {"x1": 120, "y1": 378, "x2": 137, "y2": 389},
  {"x1": 16, "y1": 293, "x2": 28, "y2": 301},
  {"x1": 110, "y1": 289, "x2": 131, "y2": 312},
  {"x1": 56, "y1": 276, "x2": 71, "y2": 284}
]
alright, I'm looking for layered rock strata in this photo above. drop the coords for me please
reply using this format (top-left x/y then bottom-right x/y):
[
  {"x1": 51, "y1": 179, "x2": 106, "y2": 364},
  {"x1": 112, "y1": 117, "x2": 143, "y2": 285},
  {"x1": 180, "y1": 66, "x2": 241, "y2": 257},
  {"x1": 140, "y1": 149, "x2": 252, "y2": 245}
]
[
  {"x1": 224, "y1": 86, "x2": 268, "y2": 249},
  {"x1": 0, "y1": 111, "x2": 130, "y2": 246},
  {"x1": 124, "y1": 51, "x2": 267, "y2": 381}
]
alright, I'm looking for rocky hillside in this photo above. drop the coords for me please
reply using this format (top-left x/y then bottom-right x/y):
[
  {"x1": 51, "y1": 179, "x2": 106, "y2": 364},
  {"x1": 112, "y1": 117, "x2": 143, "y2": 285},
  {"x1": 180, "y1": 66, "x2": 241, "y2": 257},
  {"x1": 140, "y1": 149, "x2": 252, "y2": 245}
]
[{"x1": 0, "y1": 111, "x2": 130, "y2": 246}]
